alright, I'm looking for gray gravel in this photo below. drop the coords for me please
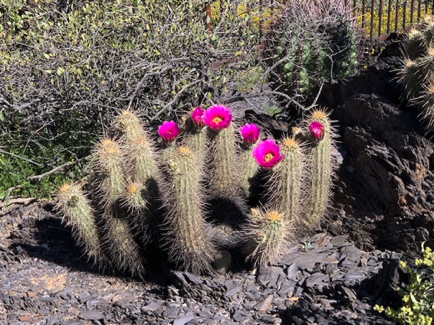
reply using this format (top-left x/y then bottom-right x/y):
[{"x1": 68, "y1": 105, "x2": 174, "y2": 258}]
[{"x1": 0, "y1": 202, "x2": 399, "y2": 324}]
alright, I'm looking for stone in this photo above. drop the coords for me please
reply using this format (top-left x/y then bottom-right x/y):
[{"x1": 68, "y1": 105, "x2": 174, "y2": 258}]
[
  {"x1": 79, "y1": 310, "x2": 104, "y2": 320},
  {"x1": 141, "y1": 300, "x2": 165, "y2": 312},
  {"x1": 173, "y1": 316, "x2": 195, "y2": 325},
  {"x1": 305, "y1": 273, "x2": 329, "y2": 289},
  {"x1": 253, "y1": 295, "x2": 273, "y2": 314},
  {"x1": 257, "y1": 266, "x2": 285, "y2": 288}
]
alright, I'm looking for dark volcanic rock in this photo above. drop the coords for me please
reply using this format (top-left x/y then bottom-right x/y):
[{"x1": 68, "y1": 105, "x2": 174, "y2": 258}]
[{"x1": 319, "y1": 47, "x2": 434, "y2": 254}]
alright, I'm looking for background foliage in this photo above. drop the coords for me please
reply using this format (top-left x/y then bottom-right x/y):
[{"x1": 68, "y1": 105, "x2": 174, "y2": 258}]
[{"x1": 0, "y1": 0, "x2": 262, "y2": 199}]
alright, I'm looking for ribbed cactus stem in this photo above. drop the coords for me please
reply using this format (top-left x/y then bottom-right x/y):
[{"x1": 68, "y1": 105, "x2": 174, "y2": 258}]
[
  {"x1": 422, "y1": 82, "x2": 434, "y2": 128},
  {"x1": 165, "y1": 146, "x2": 216, "y2": 274},
  {"x1": 102, "y1": 215, "x2": 145, "y2": 277},
  {"x1": 56, "y1": 183, "x2": 102, "y2": 262},
  {"x1": 304, "y1": 110, "x2": 334, "y2": 229},
  {"x1": 94, "y1": 139, "x2": 125, "y2": 205},
  {"x1": 270, "y1": 137, "x2": 304, "y2": 223},
  {"x1": 406, "y1": 29, "x2": 425, "y2": 60},
  {"x1": 114, "y1": 110, "x2": 145, "y2": 142},
  {"x1": 209, "y1": 123, "x2": 239, "y2": 196},
  {"x1": 182, "y1": 127, "x2": 208, "y2": 169},
  {"x1": 125, "y1": 135, "x2": 160, "y2": 185},
  {"x1": 94, "y1": 138, "x2": 145, "y2": 276},
  {"x1": 239, "y1": 144, "x2": 258, "y2": 197},
  {"x1": 160, "y1": 141, "x2": 178, "y2": 166},
  {"x1": 244, "y1": 209, "x2": 288, "y2": 266}
]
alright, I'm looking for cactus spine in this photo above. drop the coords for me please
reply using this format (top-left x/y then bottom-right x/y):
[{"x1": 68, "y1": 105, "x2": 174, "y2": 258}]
[
  {"x1": 56, "y1": 183, "x2": 102, "y2": 262},
  {"x1": 164, "y1": 146, "x2": 216, "y2": 273},
  {"x1": 304, "y1": 110, "x2": 334, "y2": 228}
]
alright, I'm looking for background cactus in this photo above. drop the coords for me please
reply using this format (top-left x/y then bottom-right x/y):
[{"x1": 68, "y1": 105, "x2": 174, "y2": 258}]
[
  {"x1": 399, "y1": 15, "x2": 434, "y2": 129},
  {"x1": 263, "y1": 0, "x2": 358, "y2": 101},
  {"x1": 56, "y1": 105, "x2": 337, "y2": 275}
]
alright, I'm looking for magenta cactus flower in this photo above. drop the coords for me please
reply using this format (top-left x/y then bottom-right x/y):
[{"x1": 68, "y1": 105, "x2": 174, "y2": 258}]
[
  {"x1": 203, "y1": 105, "x2": 232, "y2": 130},
  {"x1": 191, "y1": 107, "x2": 205, "y2": 127},
  {"x1": 240, "y1": 123, "x2": 260, "y2": 144},
  {"x1": 158, "y1": 120, "x2": 180, "y2": 141},
  {"x1": 309, "y1": 121, "x2": 325, "y2": 141},
  {"x1": 252, "y1": 139, "x2": 285, "y2": 169}
]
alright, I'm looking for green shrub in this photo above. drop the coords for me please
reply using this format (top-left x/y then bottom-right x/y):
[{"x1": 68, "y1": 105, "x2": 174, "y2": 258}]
[
  {"x1": 375, "y1": 243, "x2": 434, "y2": 325},
  {"x1": 0, "y1": 0, "x2": 261, "y2": 199}
]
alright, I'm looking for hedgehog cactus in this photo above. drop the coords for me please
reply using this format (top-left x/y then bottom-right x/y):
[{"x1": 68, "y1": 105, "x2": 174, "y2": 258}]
[
  {"x1": 56, "y1": 183, "x2": 102, "y2": 262},
  {"x1": 56, "y1": 105, "x2": 336, "y2": 275},
  {"x1": 244, "y1": 209, "x2": 289, "y2": 266},
  {"x1": 303, "y1": 110, "x2": 335, "y2": 229},
  {"x1": 163, "y1": 146, "x2": 216, "y2": 274},
  {"x1": 269, "y1": 137, "x2": 305, "y2": 224},
  {"x1": 399, "y1": 15, "x2": 434, "y2": 129}
]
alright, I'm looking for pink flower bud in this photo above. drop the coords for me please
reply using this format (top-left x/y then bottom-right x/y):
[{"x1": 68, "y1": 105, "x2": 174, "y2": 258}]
[
  {"x1": 252, "y1": 139, "x2": 285, "y2": 169},
  {"x1": 309, "y1": 121, "x2": 325, "y2": 141},
  {"x1": 191, "y1": 107, "x2": 205, "y2": 127},
  {"x1": 203, "y1": 105, "x2": 232, "y2": 131},
  {"x1": 240, "y1": 123, "x2": 260, "y2": 144},
  {"x1": 158, "y1": 120, "x2": 179, "y2": 141}
]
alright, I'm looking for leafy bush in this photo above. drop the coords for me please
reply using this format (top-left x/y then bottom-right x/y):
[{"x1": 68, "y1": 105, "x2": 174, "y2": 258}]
[
  {"x1": 375, "y1": 243, "x2": 434, "y2": 325},
  {"x1": 0, "y1": 0, "x2": 263, "y2": 199}
]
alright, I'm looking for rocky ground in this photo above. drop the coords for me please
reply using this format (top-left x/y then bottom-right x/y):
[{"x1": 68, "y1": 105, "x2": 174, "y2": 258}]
[
  {"x1": 1, "y1": 33, "x2": 434, "y2": 325},
  {"x1": 1, "y1": 203, "x2": 400, "y2": 325}
]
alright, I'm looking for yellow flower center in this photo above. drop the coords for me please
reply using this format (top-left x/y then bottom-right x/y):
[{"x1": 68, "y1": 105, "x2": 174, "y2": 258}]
[
  {"x1": 264, "y1": 153, "x2": 274, "y2": 162},
  {"x1": 178, "y1": 146, "x2": 192, "y2": 154},
  {"x1": 212, "y1": 116, "x2": 223, "y2": 124},
  {"x1": 101, "y1": 139, "x2": 114, "y2": 146},
  {"x1": 126, "y1": 184, "x2": 137, "y2": 194},
  {"x1": 59, "y1": 183, "x2": 71, "y2": 193},
  {"x1": 282, "y1": 137, "x2": 297, "y2": 148},
  {"x1": 265, "y1": 211, "x2": 282, "y2": 221},
  {"x1": 311, "y1": 110, "x2": 327, "y2": 121}
]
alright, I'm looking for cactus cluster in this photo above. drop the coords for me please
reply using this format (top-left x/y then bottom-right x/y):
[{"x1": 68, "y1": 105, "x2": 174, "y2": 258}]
[
  {"x1": 399, "y1": 15, "x2": 434, "y2": 128},
  {"x1": 56, "y1": 106, "x2": 336, "y2": 276},
  {"x1": 263, "y1": 0, "x2": 358, "y2": 97}
]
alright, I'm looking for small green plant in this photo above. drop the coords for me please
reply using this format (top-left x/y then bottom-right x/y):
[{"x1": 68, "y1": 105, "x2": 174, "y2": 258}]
[
  {"x1": 375, "y1": 243, "x2": 434, "y2": 325},
  {"x1": 301, "y1": 241, "x2": 312, "y2": 252}
]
